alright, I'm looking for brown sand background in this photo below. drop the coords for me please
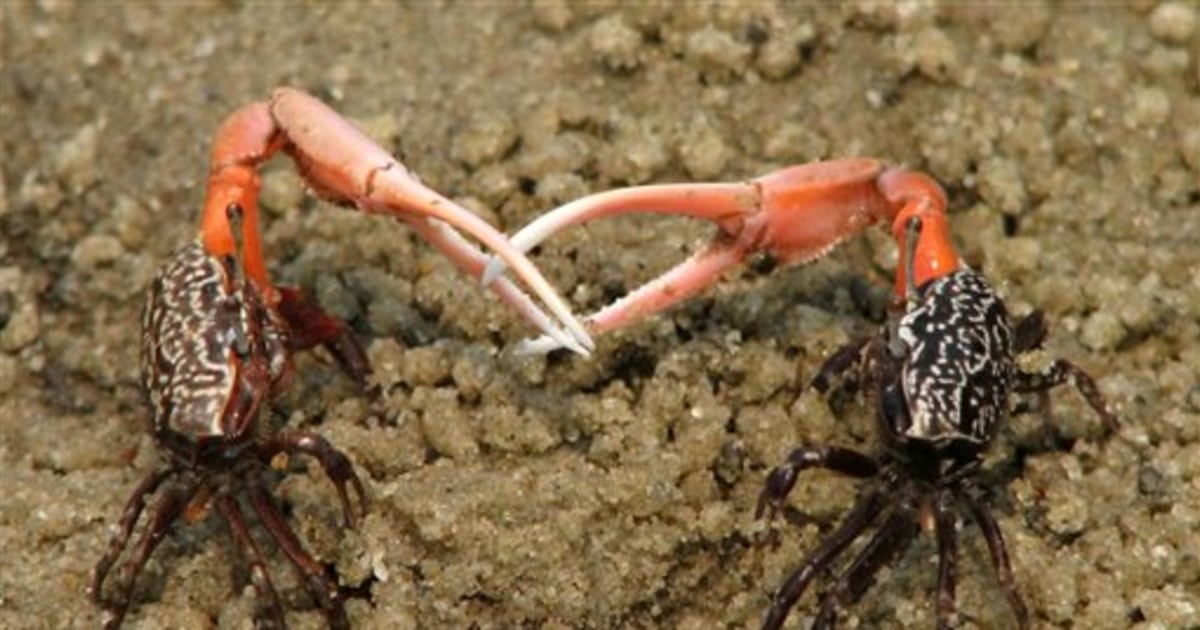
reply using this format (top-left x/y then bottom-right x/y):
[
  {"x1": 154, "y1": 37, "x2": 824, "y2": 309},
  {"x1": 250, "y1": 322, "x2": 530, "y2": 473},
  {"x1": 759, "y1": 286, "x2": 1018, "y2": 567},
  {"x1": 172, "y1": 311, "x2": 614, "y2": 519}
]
[{"x1": 2, "y1": 2, "x2": 1198, "y2": 629}]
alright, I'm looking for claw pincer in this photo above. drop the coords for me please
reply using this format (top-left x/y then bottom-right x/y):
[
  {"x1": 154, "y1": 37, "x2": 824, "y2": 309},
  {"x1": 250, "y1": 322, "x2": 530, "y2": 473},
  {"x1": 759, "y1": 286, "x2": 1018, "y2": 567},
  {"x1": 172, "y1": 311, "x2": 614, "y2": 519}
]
[{"x1": 482, "y1": 158, "x2": 954, "y2": 352}]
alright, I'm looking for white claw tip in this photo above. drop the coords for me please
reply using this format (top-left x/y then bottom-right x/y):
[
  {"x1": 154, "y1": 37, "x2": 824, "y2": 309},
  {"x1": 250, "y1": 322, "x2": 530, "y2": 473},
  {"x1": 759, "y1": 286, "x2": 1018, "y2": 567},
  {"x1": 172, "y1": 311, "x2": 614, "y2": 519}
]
[
  {"x1": 515, "y1": 334, "x2": 590, "y2": 357},
  {"x1": 480, "y1": 256, "x2": 506, "y2": 288}
]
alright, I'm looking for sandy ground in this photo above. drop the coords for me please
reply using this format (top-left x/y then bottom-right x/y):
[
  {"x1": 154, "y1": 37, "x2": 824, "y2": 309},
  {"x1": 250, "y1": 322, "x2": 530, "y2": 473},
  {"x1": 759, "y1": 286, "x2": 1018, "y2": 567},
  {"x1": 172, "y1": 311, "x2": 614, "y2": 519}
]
[{"x1": 2, "y1": 2, "x2": 1199, "y2": 629}]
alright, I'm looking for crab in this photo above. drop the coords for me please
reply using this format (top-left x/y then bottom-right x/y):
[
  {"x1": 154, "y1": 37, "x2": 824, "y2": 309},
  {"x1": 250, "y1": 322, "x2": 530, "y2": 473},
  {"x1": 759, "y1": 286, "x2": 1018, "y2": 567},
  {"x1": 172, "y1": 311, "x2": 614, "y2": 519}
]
[
  {"x1": 89, "y1": 88, "x2": 592, "y2": 628},
  {"x1": 89, "y1": 216, "x2": 370, "y2": 629},
  {"x1": 753, "y1": 215, "x2": 1118, "y2": 629},
  {"x1": 481, "y1": 157, "x2": 1116, "y2": 625},
  {"x1": 481, "y1": 159, "x2": 955, "y2": 352}
]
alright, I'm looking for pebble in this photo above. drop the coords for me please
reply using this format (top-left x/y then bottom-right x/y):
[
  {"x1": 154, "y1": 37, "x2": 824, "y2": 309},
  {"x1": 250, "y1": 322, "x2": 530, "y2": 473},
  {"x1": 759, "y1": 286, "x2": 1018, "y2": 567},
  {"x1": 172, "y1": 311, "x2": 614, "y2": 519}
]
[
  {"x1": 728, "y1": 347, "x2": 791, "y2": 404},
  {"x1": 533, "y1": 172, "x2": 589, "y2": 206},
  {"x1": 1080, "y1": 310, "x2": 1127, "y2": 352},
  {"x1": 761, "y1": 121, "x2": 828, "y2": 162},
  {"x1": 755, "y1": 24, "x2": 815, "y2": 80},
  {"x1": 1132, "y1": 585, "x2": 1200, "y2": 627},
  {"x1": 1118, "y1": 273, "x2": 1160, "y2": 332},
  {"x1": 468, "y1": 164, "x2": 517, "y2": 208},
  {"x1": 414, "y1": 386, "x2": 478, "y2": 460},
  {"x1": 452, "y1": 110, "x2": 519, "y2": 168},
  {"x1": 601, "y1": 129, "x2": 668, "y2": 185},
  {"x1": 402, "y1": 344, "x2": 452, "y2": 387},
  {"x1": 1045, "y1": 490, "x2": 1089, "y2": 535},
  {"x1": 19, "y1": 169, "x2": 64, "y2": 216},
  {"x1": 678, "y1": 115, "x2": 730, "y2": 180},
  {"x1": 853, "y1": 1, "x2": 939, "y2": 32},
  {"x1": 737, "y1": 404, "x2": 797, "y2": 467},
  {"x1": 70, "y1": 234, "x2": 125, "y2": 269},
  {"x1": 449, "y1": 344, "x2": 495, "y2": 402},
  {"x1": 516, "y1": 99, "x2": 562, "y2": 148},
  {"x1": 516, "y1": 133, "x2": 592, "y2": 180},
  {"x1": 991, "y1": 236, "x2": 1041, "y2": 277},
  {"x1": 989, "y1": 2, "x2": 1050, "y2": 51},
  {"x1": 366, "y1": 337, "x2": 407, "y2": 390},
  {"x1": 52, "y1": 122, "x2": 100, "y2": 193},
  {"x1": 1148, "y1": 2, "x2": 1197, "y2": 44},
  {"x1": 976, "y1": 156, "x2": 1028, "y2": 216},
  {"x1": 1124, "y1": 86, "x2": 1171, "y2": 130},
  {"x1": 531, "y1": 0, "x2": 573, "y2": 33},
  {"x1": 910, "y1": 27, "x2": 961, "y2": 83},
  {"x1": 258, "y1": 168, "x2": 305, "y2": 215},
  {"x1": 314, "y1": 273, "x2": 361, "y2": 323},
  {"x1": 589, "y1": 15, "x2": 642, "y2": 72},
  {"x1": 110, "y1": 195, "x2": 151, "y2": 250},
  {"x1": 483, "y1": 401, "x2": 560, "y2": 454},
  {"x1": 0, "y1": 267, "x2": 40, "y2": 352},
  {"x1": 685, "y1": 26, "x2": 751, "y2": 79},
  {"x1": 367, "y1": 296, "x2": 429, "y2": 341}
]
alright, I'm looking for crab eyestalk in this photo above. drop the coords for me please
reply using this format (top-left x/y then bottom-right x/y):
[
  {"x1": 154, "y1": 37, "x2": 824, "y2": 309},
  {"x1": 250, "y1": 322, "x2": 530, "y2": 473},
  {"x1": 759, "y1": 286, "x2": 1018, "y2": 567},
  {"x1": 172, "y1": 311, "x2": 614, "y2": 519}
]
[
  {"x1": 876, "y1": 167, "x2": 959, "y2": 300},
  {"x1": 902, "y1": 216, "x2": 922, "y2": 311}
]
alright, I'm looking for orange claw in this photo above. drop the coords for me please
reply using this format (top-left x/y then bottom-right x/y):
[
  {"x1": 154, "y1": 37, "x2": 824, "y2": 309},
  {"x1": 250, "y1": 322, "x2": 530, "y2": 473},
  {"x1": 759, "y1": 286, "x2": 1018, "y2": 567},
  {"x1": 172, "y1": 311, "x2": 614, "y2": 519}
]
[
  {"x1": 196, "y1": 88, "x2": 592, "y2": 354},
  {"x1": 481, "y1": 158, "x2": 960, "y2": 353}
]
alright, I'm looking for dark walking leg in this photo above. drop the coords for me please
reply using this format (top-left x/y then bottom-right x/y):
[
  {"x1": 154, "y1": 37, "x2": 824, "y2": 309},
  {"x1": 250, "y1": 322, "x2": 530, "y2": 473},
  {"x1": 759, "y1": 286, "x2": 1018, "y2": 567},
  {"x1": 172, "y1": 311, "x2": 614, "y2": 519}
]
[
  {"x1": 216, "y1": 493, "x2": 286, "y2": 629},
  {"x1": 247, "y1": 472, "x2": 350, "y2": 630}
]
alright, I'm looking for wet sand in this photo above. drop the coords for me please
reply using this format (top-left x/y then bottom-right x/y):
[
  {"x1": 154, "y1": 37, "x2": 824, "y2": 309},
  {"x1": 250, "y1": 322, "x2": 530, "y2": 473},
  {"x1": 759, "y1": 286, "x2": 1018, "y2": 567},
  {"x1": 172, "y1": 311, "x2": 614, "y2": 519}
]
[{"x1": 1, "y1": 3, "x2": 1198, "y2": 629}]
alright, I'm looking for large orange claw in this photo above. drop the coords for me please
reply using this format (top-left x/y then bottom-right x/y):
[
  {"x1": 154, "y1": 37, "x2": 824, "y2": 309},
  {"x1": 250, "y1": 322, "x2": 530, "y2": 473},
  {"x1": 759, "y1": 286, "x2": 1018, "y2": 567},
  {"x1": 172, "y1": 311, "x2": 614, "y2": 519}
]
[
  {"x1": 482, "y1": 158, "x2": 959, "y2": 353},
  {"x1": 198, "y1": 87, "x2": 593, "y2": 355}
]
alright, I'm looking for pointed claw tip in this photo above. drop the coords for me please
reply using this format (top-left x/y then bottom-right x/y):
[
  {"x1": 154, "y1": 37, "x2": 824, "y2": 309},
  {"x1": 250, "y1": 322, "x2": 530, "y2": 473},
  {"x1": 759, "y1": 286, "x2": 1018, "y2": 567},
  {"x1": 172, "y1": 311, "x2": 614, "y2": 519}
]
[
  {"x1": 514, "y1": 334, "x2": 590, "y2": 357},
  {"x1": 542, "y1": 325, "x2": 585, "y2": 356},
  {"x1": 480, "y1": 256, "x2": 505, "y2": 287},
  {"x1": 561, "y1": 319, "x2": 594, "y2": 352}
]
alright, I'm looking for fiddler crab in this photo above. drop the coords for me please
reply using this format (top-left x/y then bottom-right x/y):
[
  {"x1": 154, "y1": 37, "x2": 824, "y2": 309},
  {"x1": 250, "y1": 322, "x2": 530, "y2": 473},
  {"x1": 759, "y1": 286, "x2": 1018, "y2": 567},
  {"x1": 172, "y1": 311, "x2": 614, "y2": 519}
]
[
  {"x1": 90, "y1": 88, "x2": 592, "y2": 629},
  {"x1": 482, "y1": 159, "x2": 1118, "y2": 628},
  {"x1": 93, "y1": 85, "x2": 1118, "y2": 629}
]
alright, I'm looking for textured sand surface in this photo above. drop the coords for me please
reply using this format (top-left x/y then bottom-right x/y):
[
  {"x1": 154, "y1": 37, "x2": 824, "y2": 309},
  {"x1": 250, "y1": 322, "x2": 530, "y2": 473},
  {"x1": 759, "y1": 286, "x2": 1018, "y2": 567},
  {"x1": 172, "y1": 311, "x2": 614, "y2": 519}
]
[{"x1": 2, "y1": 3, "x2": 1198, "y2": 629}]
